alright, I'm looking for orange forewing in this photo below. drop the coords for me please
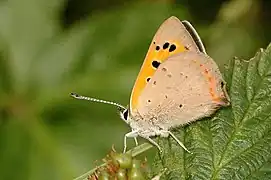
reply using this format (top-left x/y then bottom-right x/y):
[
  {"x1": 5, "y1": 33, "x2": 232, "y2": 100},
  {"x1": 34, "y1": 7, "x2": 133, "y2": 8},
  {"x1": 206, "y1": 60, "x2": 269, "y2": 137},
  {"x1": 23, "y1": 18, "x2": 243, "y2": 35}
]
[{"x1": 130, "y1": 16, "x2": 201, "y2": 111}]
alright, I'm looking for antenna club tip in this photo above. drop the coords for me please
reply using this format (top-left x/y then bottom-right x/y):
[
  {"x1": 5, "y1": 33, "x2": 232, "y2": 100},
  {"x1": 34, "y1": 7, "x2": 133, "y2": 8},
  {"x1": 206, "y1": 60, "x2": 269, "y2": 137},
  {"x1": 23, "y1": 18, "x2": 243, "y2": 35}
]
[{"x1": 70, "y1": 92, "x2": 79, "y2": 98}]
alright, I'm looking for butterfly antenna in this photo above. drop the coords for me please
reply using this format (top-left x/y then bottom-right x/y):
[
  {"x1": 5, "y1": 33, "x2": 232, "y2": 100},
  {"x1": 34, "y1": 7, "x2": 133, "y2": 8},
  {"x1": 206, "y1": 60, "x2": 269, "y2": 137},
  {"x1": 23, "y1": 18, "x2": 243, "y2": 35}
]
[{"x1": 70, "y1": 92, "x2": 126, "y2": 110}]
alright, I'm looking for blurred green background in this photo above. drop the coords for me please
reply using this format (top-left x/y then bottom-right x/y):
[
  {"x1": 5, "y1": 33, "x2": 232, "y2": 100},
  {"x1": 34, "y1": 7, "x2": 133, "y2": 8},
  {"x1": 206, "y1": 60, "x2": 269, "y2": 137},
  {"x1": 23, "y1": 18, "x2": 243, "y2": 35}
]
[{"x1": 0, "y1": 0, "x2": 270, "y2": 179}]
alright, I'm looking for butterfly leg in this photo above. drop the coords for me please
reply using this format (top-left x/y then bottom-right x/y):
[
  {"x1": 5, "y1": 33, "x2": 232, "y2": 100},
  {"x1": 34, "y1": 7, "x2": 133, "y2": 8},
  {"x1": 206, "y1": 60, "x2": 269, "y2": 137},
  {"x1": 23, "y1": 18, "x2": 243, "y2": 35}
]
[
  {"x1": 123, "y1": 131, "x2": 138, "y2": 153},
  {"x1": 167, "y1": 131, "x2": 192, "y2": 154},
  {"x1": 143, "y1": 136, "x2": 162, "y2": 153},
  {"x1": 134, "y1": 137, "x2": 138, "y2": 146}
]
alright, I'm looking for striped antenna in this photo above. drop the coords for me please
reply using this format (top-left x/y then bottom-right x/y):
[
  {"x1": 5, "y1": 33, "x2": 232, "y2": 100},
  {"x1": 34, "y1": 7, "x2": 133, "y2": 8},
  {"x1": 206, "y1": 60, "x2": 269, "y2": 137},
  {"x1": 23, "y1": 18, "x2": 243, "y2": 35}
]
[{"x1": 70, "y1": 92, "x2": 126, "y2": 110}]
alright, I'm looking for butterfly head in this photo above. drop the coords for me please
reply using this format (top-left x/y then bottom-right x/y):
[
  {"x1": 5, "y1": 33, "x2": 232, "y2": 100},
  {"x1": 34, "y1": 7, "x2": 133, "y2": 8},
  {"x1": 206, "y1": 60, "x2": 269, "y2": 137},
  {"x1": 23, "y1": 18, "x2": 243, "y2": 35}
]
[{"x1": 118, "y1": 107, "x2": 129, "y2": 123}]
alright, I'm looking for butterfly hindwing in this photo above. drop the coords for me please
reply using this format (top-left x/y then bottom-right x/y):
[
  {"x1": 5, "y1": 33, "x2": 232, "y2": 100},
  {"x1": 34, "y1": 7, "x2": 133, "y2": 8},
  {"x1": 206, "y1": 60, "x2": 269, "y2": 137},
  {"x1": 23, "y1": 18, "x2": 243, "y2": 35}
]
[{"x1": 135, "y1": 52, "x2": 230, "y2": 128}]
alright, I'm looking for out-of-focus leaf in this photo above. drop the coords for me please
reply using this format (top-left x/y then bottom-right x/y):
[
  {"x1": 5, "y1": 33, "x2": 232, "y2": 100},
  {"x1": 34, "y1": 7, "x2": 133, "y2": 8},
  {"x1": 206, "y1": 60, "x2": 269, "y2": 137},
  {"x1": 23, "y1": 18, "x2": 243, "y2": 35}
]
[
  {"x1": 0, "y1": 0, "x2": 64, "y2": 92},
  {"x1": 0, "y1": 1, "x2": 189, "y2": 179},
  {"x1": 206, "y1": 0, "x2": 263, "y2": 69}
]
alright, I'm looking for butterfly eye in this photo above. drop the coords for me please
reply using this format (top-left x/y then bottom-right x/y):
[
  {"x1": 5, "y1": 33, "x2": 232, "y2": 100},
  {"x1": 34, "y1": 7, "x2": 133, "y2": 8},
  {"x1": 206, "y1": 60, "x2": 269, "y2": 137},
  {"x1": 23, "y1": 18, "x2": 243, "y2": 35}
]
[
  {"x1": 122, "y1": 109, "x2": 129, "y2": 121},
  {"x1": 119, "y1": 108, "x2": 129, "y2": 122}
]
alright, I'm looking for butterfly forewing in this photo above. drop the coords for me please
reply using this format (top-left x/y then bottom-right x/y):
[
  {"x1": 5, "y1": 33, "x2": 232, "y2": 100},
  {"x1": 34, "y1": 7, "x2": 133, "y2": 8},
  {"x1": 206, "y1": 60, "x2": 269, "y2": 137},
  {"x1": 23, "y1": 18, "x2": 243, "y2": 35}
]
[{"x1": 130, "y1": 16, "x2": 202, "y2": 113}]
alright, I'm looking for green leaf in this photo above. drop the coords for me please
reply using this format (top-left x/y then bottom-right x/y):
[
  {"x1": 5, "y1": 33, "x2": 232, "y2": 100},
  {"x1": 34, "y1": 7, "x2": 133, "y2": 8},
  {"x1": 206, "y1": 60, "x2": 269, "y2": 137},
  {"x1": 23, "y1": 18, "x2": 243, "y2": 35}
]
[{"x1": 152, "y1": 43, "x2": 271, "y2": 179}]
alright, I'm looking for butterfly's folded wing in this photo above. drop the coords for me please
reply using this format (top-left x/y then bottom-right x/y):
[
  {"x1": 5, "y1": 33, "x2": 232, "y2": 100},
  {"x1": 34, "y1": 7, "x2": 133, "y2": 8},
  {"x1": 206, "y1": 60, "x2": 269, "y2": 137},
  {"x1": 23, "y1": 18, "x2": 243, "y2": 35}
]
[{"x1": 135, "y1": 51, "x2": 230, "y2": 129}]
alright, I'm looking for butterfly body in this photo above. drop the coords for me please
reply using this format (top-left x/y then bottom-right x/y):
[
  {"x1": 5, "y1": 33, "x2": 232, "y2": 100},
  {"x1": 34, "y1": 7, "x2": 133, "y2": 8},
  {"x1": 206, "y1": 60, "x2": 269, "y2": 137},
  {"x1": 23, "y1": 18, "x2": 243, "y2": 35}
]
[{"x1": 71, "y1": 16, "x2": 230, "y2": 153}]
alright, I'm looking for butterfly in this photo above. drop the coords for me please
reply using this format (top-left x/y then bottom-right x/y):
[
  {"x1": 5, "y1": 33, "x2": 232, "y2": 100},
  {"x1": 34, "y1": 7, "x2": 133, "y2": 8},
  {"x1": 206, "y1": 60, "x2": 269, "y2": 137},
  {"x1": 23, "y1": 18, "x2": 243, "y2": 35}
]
[{"x1": 71, "y1": 16, "x2": 230, "y2": 153}]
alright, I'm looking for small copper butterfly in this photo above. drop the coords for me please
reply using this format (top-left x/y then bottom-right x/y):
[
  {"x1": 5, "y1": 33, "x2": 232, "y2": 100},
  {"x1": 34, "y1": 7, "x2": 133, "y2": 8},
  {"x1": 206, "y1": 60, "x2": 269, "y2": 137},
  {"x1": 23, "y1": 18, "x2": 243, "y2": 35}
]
[{"x1": 71, "y1": 16, "x2": 230, "y2": 153}]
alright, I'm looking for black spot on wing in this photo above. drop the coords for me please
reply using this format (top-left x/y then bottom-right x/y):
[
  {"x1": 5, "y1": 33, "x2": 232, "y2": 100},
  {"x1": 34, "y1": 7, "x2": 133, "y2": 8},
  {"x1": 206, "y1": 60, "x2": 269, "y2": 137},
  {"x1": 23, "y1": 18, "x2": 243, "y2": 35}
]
[
  {"x1": 152, "y1": 60, "x2": 161, "y2": 69},
  {"x1": 169, "y1": 44, "x2": 176, "y2": 52},
  {"x1": 163, "y1": 42, "x2": 169, "y2": 49}
]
